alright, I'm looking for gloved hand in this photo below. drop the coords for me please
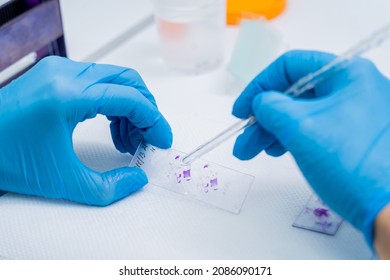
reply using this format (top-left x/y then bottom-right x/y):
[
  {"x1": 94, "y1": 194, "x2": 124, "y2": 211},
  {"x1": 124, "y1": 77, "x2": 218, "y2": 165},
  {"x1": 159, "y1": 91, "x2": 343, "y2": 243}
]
[
  {"x1": 0, "y1": 56, "x2": 172, "y2": 206},
  {"x1": 232, "y1": 50, "x2": 390, "y2": 246}
]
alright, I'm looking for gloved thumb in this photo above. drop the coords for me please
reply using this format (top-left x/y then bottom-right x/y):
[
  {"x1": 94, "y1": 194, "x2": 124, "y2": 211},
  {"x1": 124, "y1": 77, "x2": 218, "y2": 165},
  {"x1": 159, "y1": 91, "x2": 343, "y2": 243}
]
[
  {"x1": 66, "y1": 166, "x2": 148, "y2": 206},
  {"x1": 252, "y1": 91, "x2": 306, "y2": 148}
]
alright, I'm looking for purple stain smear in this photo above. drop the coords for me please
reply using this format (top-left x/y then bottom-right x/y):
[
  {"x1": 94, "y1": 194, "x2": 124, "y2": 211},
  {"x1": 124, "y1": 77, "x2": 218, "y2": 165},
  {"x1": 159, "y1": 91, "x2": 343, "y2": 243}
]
[
  {"x1": 315, "y1": 221, "x2": 332, "y2": 229},
  {"x1": 202, "y1": 183, "x2": 210, "y2": 193},
  {"x1": 210, "y1": 178, "x2": 218, "y2": 187},
  {"x1": 175, "y1": 173, "x2": 182, "y2": 183},
  {"x1": 174, "y1": 155, "x2": 180, "y2": 160},
  {"x1": 203, "y1": 164, "x2": 209, "y2": 169},
  {"x1": 313, "y1": 208, "x2": 330, "y2": 217},
  {"x1": 183, "y1": 169, "x2": 191, "y2": 178}
]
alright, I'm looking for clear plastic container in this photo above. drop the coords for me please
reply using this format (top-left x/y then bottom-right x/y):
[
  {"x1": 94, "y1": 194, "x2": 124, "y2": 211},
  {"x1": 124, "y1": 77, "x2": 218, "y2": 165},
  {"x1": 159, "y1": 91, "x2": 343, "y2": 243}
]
[{"x1": 152, "y1": 0, "x2": 226, "y2": 74}]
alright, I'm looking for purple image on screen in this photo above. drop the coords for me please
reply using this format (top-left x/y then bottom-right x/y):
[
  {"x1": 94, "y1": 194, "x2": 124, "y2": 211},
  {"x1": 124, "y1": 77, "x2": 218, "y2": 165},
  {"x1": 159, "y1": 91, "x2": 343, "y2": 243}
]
[{"x1": 25, "y1": 0, "x2": 41, "y2": 6}]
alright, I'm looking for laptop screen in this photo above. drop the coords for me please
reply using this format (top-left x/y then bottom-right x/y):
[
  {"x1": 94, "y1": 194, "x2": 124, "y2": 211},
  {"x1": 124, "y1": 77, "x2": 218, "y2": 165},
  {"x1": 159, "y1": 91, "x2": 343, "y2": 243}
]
[{"x1": 0, "y1": 0, "x2": 67, "y2": 86}]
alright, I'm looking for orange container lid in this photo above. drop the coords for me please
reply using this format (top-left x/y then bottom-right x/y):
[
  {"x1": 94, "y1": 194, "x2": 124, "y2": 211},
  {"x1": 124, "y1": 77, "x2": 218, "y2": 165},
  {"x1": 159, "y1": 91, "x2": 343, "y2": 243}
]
[{"x1": 227, "y1": 0, "x2": 287, "y2": 25}]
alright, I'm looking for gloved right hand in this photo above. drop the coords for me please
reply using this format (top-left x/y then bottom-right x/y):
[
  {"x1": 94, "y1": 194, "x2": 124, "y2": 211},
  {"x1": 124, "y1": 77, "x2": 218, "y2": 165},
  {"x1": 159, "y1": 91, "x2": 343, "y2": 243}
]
[
  {"x1": 232, "y1": 50, "x2": 390, "y2": 247},
  {"x1": 0, "y1": 56, "x2": 172, "y2": 206}
]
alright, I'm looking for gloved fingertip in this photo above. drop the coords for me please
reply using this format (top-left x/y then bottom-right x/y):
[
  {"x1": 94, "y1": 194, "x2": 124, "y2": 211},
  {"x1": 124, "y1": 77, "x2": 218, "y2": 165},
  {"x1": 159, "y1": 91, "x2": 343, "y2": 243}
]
[
  {"x1": 101, "y1": 167, "x2": 148, "y2": 205},
  {"x1": 233, "y1": 140, "x2": 261, "y2": 160},
  {"x1": 251, "y1": 90, "x2": 288, "y2": 113},
  {"x1": 252, "y1": 91, "x2": 295, "y2": 135},
  {"x1": 233, "y1": 132, "x2": 262, "y2": 160},
  {"x1": 157, "y1": 128, "x2": 173, "y2": 149},
  {"x1": 232, "y1": 102, "x2": 251, "y2": 119},
  {"x1": 265, "y1": 148, "x2": 286, "y2": 157},
  {"x1": 128, "y1": 133, "x2": 143, "y2": 155},
  {"x1": 142, "y1": 116, "x2": 173, "y2": 149},
  {"x1": 265, "y1": 142, "x2": 287, "y2": 157},
  {"x1": 116, "y1": 167, "x2": 148, "y2": 192},
  {"x1": 109, "y1": 120, "x2": 127, "y2": 153},
  {"x1": 114, "y1": 140, "x2": 127, "y2": 154}
]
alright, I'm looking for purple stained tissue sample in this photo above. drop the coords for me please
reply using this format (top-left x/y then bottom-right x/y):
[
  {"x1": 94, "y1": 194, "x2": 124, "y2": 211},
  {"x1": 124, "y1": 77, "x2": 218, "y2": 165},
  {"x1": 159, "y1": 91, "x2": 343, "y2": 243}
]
[
  {"x1": 203, "y1": 183, "x2": 209, "y2": 193},
  {"x1": 203, "y1": 164, "x2": 209, "y2": 169},
  {"x1": 175, "y1": 173, "x2": 182, "y2": 183},
  {"x1": 183, "y1": 169, "x2": 191, "y2": 178},
  {"x1": 313, "y1": 208, "x2": 330, "y2": 217},
  {"x1": 175, "y1": 155, "x2": 180, "y2": 160},
  {"x1": 210, "y1": 178, "x2": 218, "y2": 187}
]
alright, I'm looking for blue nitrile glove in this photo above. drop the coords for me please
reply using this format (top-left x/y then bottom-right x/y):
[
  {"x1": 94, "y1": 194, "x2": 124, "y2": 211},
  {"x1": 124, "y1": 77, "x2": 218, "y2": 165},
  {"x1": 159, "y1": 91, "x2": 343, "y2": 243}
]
[
  {"x1": 0, "y1": 56, "x2": 172, "y2": 206},
  {"x1": 232, "y1": 50, "x2": 390, "y2": 247}
]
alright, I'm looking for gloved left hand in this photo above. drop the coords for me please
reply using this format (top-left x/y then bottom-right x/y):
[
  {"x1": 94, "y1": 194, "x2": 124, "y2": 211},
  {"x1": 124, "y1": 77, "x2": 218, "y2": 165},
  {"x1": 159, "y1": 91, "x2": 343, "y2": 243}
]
[{"x1": 0, "y1": 56, "x2": 172, "y2": 206}]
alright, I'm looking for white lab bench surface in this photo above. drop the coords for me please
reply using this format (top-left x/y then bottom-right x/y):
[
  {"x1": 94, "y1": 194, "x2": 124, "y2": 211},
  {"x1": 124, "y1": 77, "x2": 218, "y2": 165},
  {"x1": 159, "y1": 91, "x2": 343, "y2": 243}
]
[{"x1": 0, "y1": 0, "x2": 389, "y2": 259}]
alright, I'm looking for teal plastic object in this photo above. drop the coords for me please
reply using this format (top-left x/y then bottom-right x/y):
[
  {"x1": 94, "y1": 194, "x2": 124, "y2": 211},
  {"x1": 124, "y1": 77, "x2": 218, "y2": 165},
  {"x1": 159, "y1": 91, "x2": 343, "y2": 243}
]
[{"x1": 228, "y1": 18, "x2": 283, "y2": 85}]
